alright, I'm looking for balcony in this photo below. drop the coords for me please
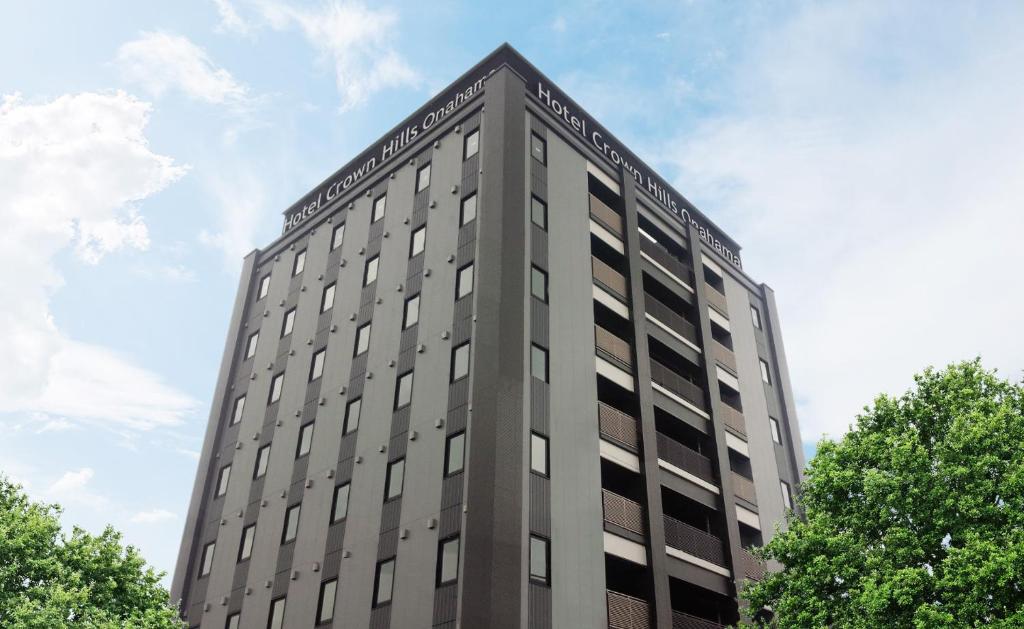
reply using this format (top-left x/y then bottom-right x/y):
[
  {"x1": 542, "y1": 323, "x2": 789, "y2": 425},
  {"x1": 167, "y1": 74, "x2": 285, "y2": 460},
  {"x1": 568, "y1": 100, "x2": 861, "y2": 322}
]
[
  {"x1": 602, "y1": 490, "x2": 646, "y2": 536},
  {"x1": 655, "y1": 433, "x2": 716, "y2": 485},
  {"x1": 709, "y1": 341, "x2": 736, "y2": 372},
  {"x1": 644, "y1": 293, "x2": 698, "y2": 345},
  {"x1": 639, "y1": 238, "x2": 693, "y2": 287},
  {"x1": 607, "y1": 590, "x2": 651, "y2": 629},
  {"x1": 649, "y1": 360, "x2": 705, "y2": 411},
  {"x1": 739, "y1": 547, "x2": 765, "y2": 582},
  {"x1": 599, "y1": 402, "x2": 640, "y2": 451},
  {"x1": 731, "y1": 472, "x2": 757, "y2": 505},
  {"x1": 704, "y1": 284, "x2": 728, "y2": 314},
  {"x1": 718, "y1": 404, "x2": 746, "y2": 437},
  {"x1": 663, "y1": 515, "x2": 726, "y2": 567},
  {"x1": 596, "y1": 326, "x2": 633, "y2": 369},
  {"x1": 593, "y1": 256, "x2": 628, "y2": 301},
  {"x1": 591, "y1": 194, "x2": 624, "y2": 236},
  {"x1": 672, "y1": 611, "x2": 726, "y2": 629}
]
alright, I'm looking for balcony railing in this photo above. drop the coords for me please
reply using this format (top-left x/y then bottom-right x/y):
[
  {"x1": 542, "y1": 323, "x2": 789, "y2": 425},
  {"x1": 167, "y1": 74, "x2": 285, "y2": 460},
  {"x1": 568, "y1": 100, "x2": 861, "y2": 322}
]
[
  {"x1": 649, "y1": 360, "x2": 705, "y2": 411},
  {"x1": 739, "y1": 547, "x2": 766, "y2": 582},
  {"x1": 718, "y1": 404, "x2": 746, "y2": 437},
  {"x1": 593, "y1": 256, "x2": 628, "y2": 301},
  {"x1": 710, "y1": 340, "x2": 736, "y2": 372},
  {"x1": 596, "y1": 326, "x2": 633, "y2": 369},
  {"x1": 599, "y1": 402, "x2": 639, "y2": 450},
  {"x1": 672, "y1": 611, "x2": 726, "y2": 629},
  {"x1": 704, "y1": 283, "x2": 728, "y2": 314},
  {"x1": 731, "y1": 472, "x2": 757, "y2": 505},
  {"x1": 644, "y1": 293, "x2": 698, "y2": 345},
  {"x1": 602, "y1": 490, "x2": 646, "y2": 536},
  {"x1": 655, "y1": 433, "x2": 715, "y2": 484},
  {"x1": 663, "y1": 515, "x2": 726, "y2": 566},
  {"x1": 607, "y1": 591, "x2": 651, "y2": 629},
  {"x1": 590, "y1": 194, "x2": 624, "y2": 236},
  {"x1": 639, "y1": 238, "x2": 693, "y2": 286}
]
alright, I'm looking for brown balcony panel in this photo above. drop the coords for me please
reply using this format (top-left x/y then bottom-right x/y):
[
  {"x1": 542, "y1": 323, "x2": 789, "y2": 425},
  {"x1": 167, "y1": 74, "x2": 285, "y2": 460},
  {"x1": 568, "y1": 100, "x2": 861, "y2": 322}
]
[
  {"x1": 644, "y1": 293, "x2": 698, "y2": 345},
  {"x1": 739, "y1": 548, "x2": 766, "y2": 582},
  {"x1": 704, "y1": 283, "x2": 728, "y2": 314},
  {"x1": 607, "y1": 591, "x2": 651, "y2": 629},
  {"x1": 602, "y1": 490, "x2": 646, "y2": 536},
  {"x1": 598, "y1": 402, "x2": 639, "y2": 450},
  {"x1": 590, "y1": 194, "x2": 623, "y2": 236},
  {"x1": 593, "y1": 256, "x2": 628, "y2": 300},
  {"x1": 596, "y1": 326, "x2": 633, "y2": 369},
  {"x1": 655, "y1": 433, "x2": 715, "y2": 484},
  {"x1": 672, "y1": 611, "x2": 726, "y2": 629},
  {"x1": 710, "y1": 340, "x2": 736, "y2": 372},
  {"x1": 718, "y1": 404, "x2": 746, "y2": 437},
  {"x1": 640, "y1": 238, "x2": 693, "y2": 286},
  {"x1": 663, "y1": 515, "x2": 725, "y2": 566},
  {"x1": 649, "y1": 360, "x2": 705, "y2": 411},
  {"x1": 731, "y1": 472, "x2": 757, "y2": 505}
]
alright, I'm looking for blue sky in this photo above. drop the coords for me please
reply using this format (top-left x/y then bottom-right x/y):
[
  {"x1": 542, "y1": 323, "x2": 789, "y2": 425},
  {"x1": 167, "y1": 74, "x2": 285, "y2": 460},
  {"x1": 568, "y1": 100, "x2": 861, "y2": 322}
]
[{"x1": 2, "y1": 1, "x2": 1022, "y2": 584}]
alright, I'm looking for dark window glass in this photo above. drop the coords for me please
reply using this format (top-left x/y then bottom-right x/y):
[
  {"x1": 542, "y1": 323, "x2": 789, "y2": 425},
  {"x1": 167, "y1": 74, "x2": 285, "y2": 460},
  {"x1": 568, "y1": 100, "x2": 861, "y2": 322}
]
[
  {"x1": 456, "y1": 263, "x2": 474, "y2": 300},
  {"x1": 403, "y1": 294, "x2": 420, "y2": 329},
  {"x1": 282, "y1": 504, "x2": 301, "y2": 543},
  {"x1": 281, "y1": 308, "x2": 295, "y2": 337},
  {"x1": 215, "y1": 464, "x2": 231, "y2": 497},
  {"x1": 372, "y1": 194, "x2": 387, "y2": 223},
  {"x1": 531, "y1": 433, "x2": 548, "y2": 476},
  {"x1": 531, "y1": 345, "x2": 548, "y2": 382},
  {"x1": 238, "y1": 523, "x2": 255, "y2": 561},
  {"x1": 343, "y1": 398, "x2": 361, "y2": 435},
  {"x1": 394, "y1": 371, "x2": 414, "y2": 409},
  {"x1": 463, "y1": 129, "x2": 479, "y2": 159},
  {"x1": 460, "y1": 193, "x2": 477, "y2": 225},
  {"x1": 529, "y1": 536, "x2": 549, "y2": 584},
  {"x1": 245, "y1": 331, "x2": 259, "y2": 359},
  {"x1": 309, "y1": 349, "x2": 325, "y2": 381},
  {"x1": 321, "y1": 283, "x2": 336, "y2": 312},
  {"x1": 530, "y1": 133, "x2": 546, "y2": 164},
  {"x1": 437, "y1": 536, "x2": 460, "y2": 585},
  {"x1": 230, "y1": 395, "x2": 245, "y2": 425},
  {"x1": 416, "y1": 163, "x2": 431, "y2": 192},
  {"x1": 531, "y1": 196, "x2": 547, "y2": 230},
  {"x1": 445, "y1": 432, "x2": 465, "y2": 476},
  {"x1": 450, "y1": 342, "x2": 470, "y2": 382},
  {"x1": 331, "y1": 483, "x2": 350, "y2": 523},
  {"x1": 385, "y1": 459, "x2": 405, "y2": 500},
  {"x1": 316, "y1": 579, "x2": 337, "y2": 624},
  {"x1": 267, "y1": 597, "x2": 286, "y2": 629},
  {"x1": 253, "y1": 444, "x2": 270, "y2": 479},
  {"x1": 531, "y1": 266, "x2": 548, "y2": 302},
  {"x1": 296, "y1": 422, "x2": 314, "y2": 458},
  {"x1": 292, "y1": 250, "x2": 306, "y2": 276},
  {"x1": 199, "y1": 541, "x2": 215, "y2": 577},
  {"x1": 373, "y1": 559, "x2": 395, "y2": 606}
]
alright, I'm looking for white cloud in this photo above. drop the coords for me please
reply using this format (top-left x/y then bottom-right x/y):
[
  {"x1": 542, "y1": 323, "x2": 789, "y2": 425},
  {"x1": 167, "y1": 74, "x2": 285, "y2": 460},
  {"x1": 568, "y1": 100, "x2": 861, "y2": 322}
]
[
  {"x1": 213, "y1": 0, "x2": 252, "y2": 35},
  {"x1": 130, "y1": 508, "x2": 178, "y2": 524},
  {"x1": 36, "y1": 417, "x2": 77, "y2": 433},
  {"x1": 664, "y1": 4, "x2": 1024, "y2": 442},
  {"x1": 48, "y1": 468, "x2": 108, "y2": 508}
]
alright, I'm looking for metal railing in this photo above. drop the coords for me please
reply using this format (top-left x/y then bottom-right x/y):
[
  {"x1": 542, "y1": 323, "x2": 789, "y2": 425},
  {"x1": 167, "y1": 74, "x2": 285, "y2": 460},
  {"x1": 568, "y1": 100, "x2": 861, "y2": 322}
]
[
  {"x1": 599, "y1": 402, "x2": 639, "y2": 450},
  {"x1": 710, "y1": 340, "x2": 736, "y2": 372},
  {"x1": 718, "y1": 403, "x2": 746, "y2": 437},
  {"x1": 663, "y1": 515, "x2": 726, "y2": 566},
  {"x1": 704, "y1": 283, "x2": 728, "y2": 314},
  {"x1": 672, "y1": 611, "x2": 726, "y2": 629},
  {"x1": 731, "y1": 472, "x2": 757, "y2": 505},
  {"x1": 602, "y1": 490, "x2": 646, "y2": 536},
  {"x1": 656, "y1": 433, "x2": 716, "y2": 484},
  {"x1": 596, "y1": 326, "x2": 633, "y2": 369},
  {"x1": 639, "y1": 238, "x2": 693, "y2": 286},
  {"x1": 590, "y1": 194, "x2": 624, "y2": 236},
  {"x1": 607, "y1": 591, "x2": 651, "y2": 629},
  {"x1": 644, "y1": 293, "x2": 698, "y2": 345},
  {"x1": 649, "y1": 360, "x2": 705, "y2": 411},
  {"x1": 739, "y1": 547, "x2": 766, "y2": 582},
  {"x1": 593, "y1": 256, "x2": 628, "y2": 300}
]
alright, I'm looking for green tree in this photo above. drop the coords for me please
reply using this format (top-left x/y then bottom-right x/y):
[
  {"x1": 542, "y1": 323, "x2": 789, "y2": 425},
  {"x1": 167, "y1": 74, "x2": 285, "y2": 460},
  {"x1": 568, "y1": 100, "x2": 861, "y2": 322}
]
[
  {"x1": 0, "y1": 476, "x2": 184, "y2": 628},
  {"x1": 744, "y1": 360, "x2": 1024, "y2": 628}
]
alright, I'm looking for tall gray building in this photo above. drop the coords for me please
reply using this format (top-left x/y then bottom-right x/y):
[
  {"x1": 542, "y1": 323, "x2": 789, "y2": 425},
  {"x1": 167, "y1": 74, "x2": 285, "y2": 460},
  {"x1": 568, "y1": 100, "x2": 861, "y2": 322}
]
[{"x1": 171, "y1": 44, "x2": 805, "y2": 629}]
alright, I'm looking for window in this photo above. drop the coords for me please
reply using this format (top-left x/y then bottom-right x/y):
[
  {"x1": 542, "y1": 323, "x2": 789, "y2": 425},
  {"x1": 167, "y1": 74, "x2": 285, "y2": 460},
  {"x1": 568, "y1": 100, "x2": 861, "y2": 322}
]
[
  {"x1": 750, "y1": 305, "x2": 762, "y2": 329},
  {"x1": 331, "y1": 483, "x2": 350, "y2": 523},
  {"x1": 292, "y1": 250, "x2": 306, "y2": 276},
  {"x1": 463, "y1": 129, "x2": 479, "y2": 159},
  {"x1": 445, "y1": 432, "x2": 465, "y2": 476},
  {"x1": 781, "y1": 481, "x2": 793, "y2": 510},
  {"x1": 531, "y1": 266, "x2": 548, "y2": 302},
  {"x1": 316, "y1": 579, "x2": 338, "y2": 624},
  {"x1": 238, "y1": 523, "x2": 255, "y2": 561},
  {"x1": 437, "y1": 536, "x2": 460, "y2": 585},
  {"x1": 253, "y1": 444, "x2": 270, "y2": 479},
  {"x1": 769, "y1": 417, "x2": 782, "y2": 444},
  {"x1": 252, "y1": 446, "x2": 270, "y2": 481},
  {"x1": 230, "y1": 395, "x2": 245, "y2": 425},
  {"x1": 760, "y1": 359, "x2": 772, "y2": 385},
  {"x1": 245, "y1": 331, "x2": 259, "y2": 359},
  {"x1": 257, "y1": 274, "x2": 271, "y2": 300},
  {"x1": 385, "y1": 459, "x2": 405, "y2": 500},
  {"x1": 529, "y1": 535, "x2": 549, "y2": 585},
  {"x1": 403, "y1": 294, "x2": 420, "y2": 329},
  {"x1": 215, "y1": 464, "x2": 231, "y2": 497},
  {"x1": 409, "y1": 226, "x2": 426, "y2": 257},
  {"x1": 394, "y1": 371, "x2": 414, "y2": 409},
  {"x1": 309, "y1": 349, "x2": 326, "y2": 381},
  {"x1": 354, "y1": 322, "x2": 371, "y2": 356},
  {"x1": 343, "y1": 398, "x2": 361, "y2": 435},
  {"x1": 199, "y1": 541, "x2": 215, "y2": 577},
  {"x1": 226, "y1": 613, "x2": 240, "y2": 629},
  {"x1": 282, "y1": 504, "x2": 301, "y2": 543},
  {"x1": 530, "y1": 133, "x2": 546, "y2": 164},
  {"x1": 460, "y1": 193, "x2": 477, "y2": 225},
  {"x1": 321, "y1": 283, "x2": 336, "y2": 312},
  {"x1": 373, "y1": 559, "x2": 395, "y2": 606},
  {"x1": 268, "y1": 372, "x2": 284, "y2": 404},
  {"x1": 531, "y1": 195, "x2": 547, "y2": 230},
  {"x1": 372, "y1": 194, "x2": 387, "y2": 223},
  {"x1": 267, "y1": 597, "x2": 286, "y2": 629},
  {"x1": 455, "y1": 263, "x2": 474, "y2": 299},
  {"x1": 531, "y1": 433, "x2": 548, "y2": 476},
  {"x1": 450, "y1": 342, "x2": 470, "y2": 382},
  {"x1": 281, "y1": 308, "x2": 296, "y2": 337},
  {"x1": 416, "y1": 163, "x2": 431, "y2": 192},
  {"x1": 363, "y1": 255, "x2": 379, "y2": 285},
  {"x1": 531, "y1": 345, "x2": 548, "y2": 383},
  {"x1": 296, "y1": 422, "x2": 314, "y2": 458},
  {"x1": 331, "y1": 223, "x2": 345, "y2": 250}
]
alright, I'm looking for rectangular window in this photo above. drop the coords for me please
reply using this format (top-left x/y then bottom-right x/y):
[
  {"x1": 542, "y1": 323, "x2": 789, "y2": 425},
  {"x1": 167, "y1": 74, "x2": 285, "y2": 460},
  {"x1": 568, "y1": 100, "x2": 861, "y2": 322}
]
[
  {"x1": 531, "y1": 344, "x2": 548, "y2": 383},
  {"x1": 316, "y1": 578, "x2": 338, "y2": 624},
  {"x1": 372, "y1": 194, "x2": 387, "y2": 223},
  {"x1": 215, "y1": 464, "x2": 231, "y2": 497},
  {"x1": 331, "y1": 223, "x2": 345, "y2": 250},
  {"x1": 226, "y1": 613, "x2": 240, "y2": 629},
  {"x1": 281, "y1": 308, "x2": 295, "y2": 337},
  {"x1": 460, "y1": 193, "x2": 477, "y2": 225},
  {"x1": 230, "y1": 395, "x2": 245, "y2": 425},
  {"x1": 385, "y1": 459, "x2": 405, "y2": 501},
  {"x1": 455, "y1": 263, "x2": 474, "y2": 300},
  {"x1": 416, "y1": 163, "x2": 431, "y2": 192},
  {"x1": 292, "y1": 250, "x2": 306, "y2": 276},
  {"x1": 751, "y1": 305, "x2": 762, "y2": 329},
  {"x1": 296, "y1": 422, "x2": 314, "y2": 458},
  {"x1": 373, "y1": 558, "x2": 395, "y2": 607},
  {"x1": 409, "y1": 226, "x2": 426, "y2": 257},
  {"x1": 437, "y1": 536, "x2": 460, "y2": 585},
  {"x1": 267, "y1": 597, "x2": 286, "y2": 629},
  {"x1": 321, "y1": 283, "x2": 336, "y2": 312},
  {"x1": 363, "y1": 255, "x2": 379, "y2": 285},
  {"x1": 245, "y1": 331, "x2": 259, "y2": 359},
  {"x1": 394, "y1": 371, "x2": 414, "y2": 409},
  {"x1": 529, "y1": 535, "x2": 549, "y2": 585},
  {"x1": 531, "y1": 195, "x2": 547, "y2": 230},
  {"x1": 282, "y1": 504, "x2": 301, "y2": 543},
  {"x1": 531, "y1": 266, "x2": 548, "y2": 302},
  {"x1": 530, "y1": 133, "x2": 546, "y2": 164},
  {"x1": 354, "y1": 322, "x2": 371, "y2": 356},
  {"x1": 309, "y1": 349, "x2": 326, "y2": 381},
  {"x1": 781, "y1": 481, "x2": 793, "y2": 510},
  {"x1": 331, "y1": 483, "x2": 350, "y2": 523},
  {"x1": 445, "y1": 432, "x2": 465, "y2": 476},
  {"x1": 769, "y1": 417, "x2": 782, "y2": 444},
  {"x1": 257, "y1": 274, "x2": 271, "y2": 300},
  {"x1": 253, "y1": 444, "x2": 270, "y2": 479},
  {"x1": 760, "y1": 359, "x2": 772, "y2": 385},
  {"x1": 450, "y1": 342, "x2": 470, "y2": 382},
  {"x1": 268, "y1": 372, "x2": 284, "y2": 404},
  {"x1": 343, "y1": 398, "x2": 361, "y2": 435},
  {"x1": 463, "y1": 129, "x2": 479, "y2": 159},
  {"x1": 238, "y1": 523, "x2": 255, "y2": 561},
  {"x1": 403, "y1": 294, "x2": 420, "y2": 329},
  {"x1": 531, "y1": 433, "x2": 549, "y2": 476},
  {"x1": 199, "y1": 541, "x2": 215, "y2": 577}
]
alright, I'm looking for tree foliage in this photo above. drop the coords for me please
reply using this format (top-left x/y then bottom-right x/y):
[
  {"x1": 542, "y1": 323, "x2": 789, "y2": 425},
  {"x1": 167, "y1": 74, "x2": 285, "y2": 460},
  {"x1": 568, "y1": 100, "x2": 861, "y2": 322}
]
[
  {"x1": 744, "y1": 360, "x2": 1024, "y2": 627},
  {"x1": 0, "y1": 476, "x2": 184, "y2": 628}
]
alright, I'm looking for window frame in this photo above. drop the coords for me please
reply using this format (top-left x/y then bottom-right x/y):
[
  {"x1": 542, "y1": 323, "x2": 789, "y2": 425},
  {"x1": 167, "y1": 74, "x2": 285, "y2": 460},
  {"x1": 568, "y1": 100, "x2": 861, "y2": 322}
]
[
  {"x1": 292, "y1": 249, "x2": 306, "y2": 276},
  {"x1": 245, "y1": 331, "x2": 259, "y2": 360},
  {"x1": 363, "y1": 255, "x2": 379, "y2": 286},
  {"x1": 444, "y1": 431, "x2": 466, "y2": 477},
  {"x1": 253, "y1": 444, "x2": 271, "y2": 479},
  {"x1": 402, "y1": 294, "x2": 420, "y2": 329},
  {"x1": 281, "y1": 307, "x2": 296, "y2": 337},
  {"x1": 199, "y1": 541, "x2": 215, "y2": 578},
  {"x1": 750, "y1": 305, "x2": 762, "y2": 329},
  {"x1": 316, "y1": 578, "x2": 338, "y2": 624},
  {"x1": 529, "y1": 535, "x2": 550, "y2": 585},
  {"x1": 769, "y1": 417, "x2": 782, "y2": 444},
  {"x1": 373, "y1": 558, "x2": 396, "y2": 607},
  {"x1": 354, "y1": 322, "x2": 372, "y2": 356},
  {"x1": 309, "y1": 348, "x2": 326, "y2": 382},
  {"x1": 760, "y1": 359, "x2": 772, "y2": 385},
  {"x1": 455, "y1": 263, "x2": 474, "y2": 300},
  {"x1": 530, "y1": 432, "x2": 549, "y2": 477},
  {"x1": 394, "y1": 371, "x2": 414, "y2": 410},
  {"x1": 384, "y1": 458, "x2": 405, "y2": 501},
  {"x1": 321, "y1": 282, "x2": 336, "y2": 313},
  {"x1": 409, "y1": 225, "x2": 426, "y2": 258},
  {"x1": 215, "y1": 464, "x2": 231, "y2": 497},
  {"x1": 226, "y1": 612, "x2": 240, "y2": 629},
  {"x1": 416, "y1": 163, "x2": 431, "y2": 192},
  {"x1": 450, "y1": 341, "x2": 471, "y2": 382},
  {"x1": 267, "y1": 596, "x2": 286, "y2": 629},
  {"x1": 372, "y1": 194, "x2": 387, "y2": 223},
  {"x1": 531, "y1": 265, "x2": 548, "y2": 302},
  {"x1": 268, "y1": 372, "x2": 285, "y2": 404},
  {"x1": 296, "y1": 422, "x2": 314, "y2": 459},
  {"x1": 343, "y1": 398, "x2": 361, "y2": 435},
  {"x1": 237, "y1": 523, "x2": 256, "y2": 562},
  {"x1": 531, "y1": 344, "x2": 549, "y2": 383},
  {"x1": 257, "y1": 274, "x2": 271, "y2": 300},
  {"x1": 436, "y1": 536, "x2": 461, "y2": 586},
  {"x1": 331, "y1": 222, "x2": 345, "y2": 250},
  {"x1": 460, "y1": 192, "x2": 477, "y2": 226},
  {"x1": 530, "y1": 195, "x2": 548, "y2": 231},
  {"x1": 230, "y1": 395, "x2": 245, "y2": 425},
  {"x1": 463, "y1": 129, "x2": 479, "y2": 160},
  {"x1": 530, "y1": 132, "x2": 547, "y2": 164},
  {"x1": 281, "y1": 503, "x2": 301, "y2": 544},
  {"x1": 781, "y1": 481, "x2": 793, "y2": 510},
  {"x1": 330, "y1": 482, "x2": 350, "y2": 523}
]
